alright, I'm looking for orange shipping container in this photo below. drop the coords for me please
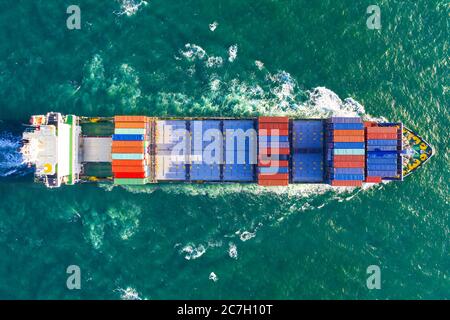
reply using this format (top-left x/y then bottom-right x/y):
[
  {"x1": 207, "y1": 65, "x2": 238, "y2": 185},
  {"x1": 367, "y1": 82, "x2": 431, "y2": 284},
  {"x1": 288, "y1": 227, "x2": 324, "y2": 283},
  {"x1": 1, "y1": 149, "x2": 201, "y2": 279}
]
[
  {"x1": 258, "y1": 160, "x2": 289, "y2": 167},
  {"x1": 112, "y1": 141, "x2": 145, "y2": 148},
  {"x1": 114, "y1": 115, "x2": 147, "y2": 122},
  {"x1": 112, "y1": 146, "x2": 144, "y2": 153},
  {"x1": 367, "y1": 133, "x2": 397, "y2": 139},
  {"x1": 333, "y1": 130, "x2": 365, "y2": 136},
  {"x1": 258, "y1": 129, "x2": 289, "y2": 136},
  {"x1": 365, "y1": 176, "x2": 382, "y2": 183},
  {"x1": 332, "y1": 135, "x2": 365, "y2": 142},
  {"x1": 259, "y1": 147, "x2": 290, "y2": 155},
  {"x1": 115, "y1": 122, "x2": 147, "y2": 129}
]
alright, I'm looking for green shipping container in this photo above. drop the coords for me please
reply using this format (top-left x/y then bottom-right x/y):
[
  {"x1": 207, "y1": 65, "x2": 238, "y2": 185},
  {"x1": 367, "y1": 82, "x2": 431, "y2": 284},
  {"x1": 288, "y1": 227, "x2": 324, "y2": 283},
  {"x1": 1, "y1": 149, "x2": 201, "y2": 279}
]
[
  {"x1": 114, "y1": 128, "x2": 146, "y2": 135},
  {"x1": 114, "y1": 178, "x2": 148, "y2": 185}
]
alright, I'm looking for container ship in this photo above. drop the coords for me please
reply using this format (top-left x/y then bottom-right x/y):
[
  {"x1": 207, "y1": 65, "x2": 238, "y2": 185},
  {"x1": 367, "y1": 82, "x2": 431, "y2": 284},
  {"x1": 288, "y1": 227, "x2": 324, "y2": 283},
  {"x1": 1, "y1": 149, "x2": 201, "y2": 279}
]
[{"x1": 20, "y1": 113, "x2": 433, "y2": 188}]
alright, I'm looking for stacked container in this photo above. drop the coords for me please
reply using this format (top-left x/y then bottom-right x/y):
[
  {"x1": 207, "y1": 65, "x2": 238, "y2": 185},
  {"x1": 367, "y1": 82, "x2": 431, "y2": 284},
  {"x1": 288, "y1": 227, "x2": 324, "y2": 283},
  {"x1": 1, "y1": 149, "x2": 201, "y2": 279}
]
[
  {"x1": 365, "y1": 125, "x2": 399, "y2": 181},
  {"x1": 112, "y1": 116, "x2": 151, "y2": 185},
  {"x1": 326, "y1": 117, "x2": 365, "y2": 187},
  {"x1": 257, "y1": 117, "x2": 290, "y2": 186}
]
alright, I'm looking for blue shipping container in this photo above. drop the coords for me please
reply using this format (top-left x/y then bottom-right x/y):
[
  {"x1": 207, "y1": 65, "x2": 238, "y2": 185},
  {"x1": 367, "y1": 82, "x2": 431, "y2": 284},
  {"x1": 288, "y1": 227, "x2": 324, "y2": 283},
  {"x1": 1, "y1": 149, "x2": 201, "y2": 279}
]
[
  {"x1": 367, "y1": 152, "x2": 398, "y2": 158},
  {"x1": 333, "y1": 142, "x2": 365, "y2": 149},
  {"x1": 334, "y1": 149, "x2": 365, "y2": 155},
  {"x1": 367, "y1": 146, "x2": 398, "y2": 152},
  {"x1": 367, "y1": 139, "x2": 398, "y2": 146},
  {"x1": 112, "y1": 134, "x2": 145, "y2": 141},
  {"x1": 367, "y1": 164, "x2": 398, "y2": 171},
  {"x1": 367, "y1": 170, "x2": 398, "y2": 177},
  {"x1": 259, "y1": 167, "x2": 289, "y2": 174},
  {"x1": 334, "y1": 168, "x2": 365, "y2": 174},
  {"x1": 330, "y1": 123, "x2": 364, "y2": 130},
  {"x1": 328, "y1": 117, "x2": 362, "y2": 124},
  {"x1": 367, "y1": 158, "x2": 398, "y2": 164},
  {"x1": 331, "y1": 174, "x2": 365, "y2": 180}
]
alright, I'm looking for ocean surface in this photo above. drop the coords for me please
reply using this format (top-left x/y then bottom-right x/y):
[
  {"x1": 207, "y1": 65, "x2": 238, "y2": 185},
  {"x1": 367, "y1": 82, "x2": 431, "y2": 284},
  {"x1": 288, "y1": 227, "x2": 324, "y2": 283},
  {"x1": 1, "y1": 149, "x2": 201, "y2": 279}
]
[{"x1": 0, "y1": 0, "x2": 448, "y2": 299}]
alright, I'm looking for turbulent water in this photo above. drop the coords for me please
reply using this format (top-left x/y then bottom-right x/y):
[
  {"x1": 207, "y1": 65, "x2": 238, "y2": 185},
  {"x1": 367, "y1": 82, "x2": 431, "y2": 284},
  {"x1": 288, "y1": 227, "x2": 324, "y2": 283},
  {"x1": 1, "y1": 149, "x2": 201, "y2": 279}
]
[{"x1": 0, "y1": 0, "x2": 448, "y2": 299}]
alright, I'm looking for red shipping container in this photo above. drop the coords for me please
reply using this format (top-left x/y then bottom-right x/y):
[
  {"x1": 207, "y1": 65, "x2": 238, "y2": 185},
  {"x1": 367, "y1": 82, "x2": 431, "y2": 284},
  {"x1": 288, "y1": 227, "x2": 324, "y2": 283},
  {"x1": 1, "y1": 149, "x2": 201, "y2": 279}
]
[
  {"x1": 114, "y1": 172, "x2": 146, "y2": 178},
  {"x1": 112, "y1": 160, "x2": 145, "y2": 167},
  {"x1": 112, "y1": 166, "x2": 146, "y2": 173},
  {"x1": 333, "y1": 155, "x2": 365, "y2": 162},
  {"x1": 365, "y1": 176, "x2": 382, "y2": 183},
  {"x1": 331, "y1": 180, "x2": 363, "y2": 187},
  {"x1": 259, "y1": 147, "x2": 290, "y2": 155},
  {"x1": 333, "y1": 161, "x2": 365, "y2": 168},
  {"x1": 258, "y1": 123, "x2": 289, "y2": 130},
  {"x1": 364, "y1": 121, "x2": 377, "y2": 127},
  {"x1": 333, "y1": 135, "x2": 365, "y2": 142},
  {"x1": 333, "y1": 130, "x2": 364, "y2": 136},
  {"x1": 258, "y1": 180, "x2": 289, "y2": 186},
  {"x1": 366, "y1": 127, "x2": 398, "y2": 134},
  {"x1": 258, "y1": 160, "x2": 289, "y2": 167},
  {"x1": 258, "y1": 117, "x2": 289, "y2": 123},
  {"x1": 258, "y1": 173, "x2": 289, "y2": 180}
]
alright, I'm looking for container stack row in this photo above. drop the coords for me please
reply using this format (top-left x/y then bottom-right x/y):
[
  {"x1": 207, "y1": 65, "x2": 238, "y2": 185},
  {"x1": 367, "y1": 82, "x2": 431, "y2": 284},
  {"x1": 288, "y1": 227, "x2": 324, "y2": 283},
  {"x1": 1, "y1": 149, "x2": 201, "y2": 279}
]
[
  {"x1": 326, "y1": 117, "x2": 365, "y2": 187},
  {"x1": 257, "y1": 117, "x2": 290, "y2": 186},
  {"x1": 365, "y1": 125, "x2": 400, "y2": 182},
  {"x1": 112, "y1": 116, "x2": 151, "y2": 185}
]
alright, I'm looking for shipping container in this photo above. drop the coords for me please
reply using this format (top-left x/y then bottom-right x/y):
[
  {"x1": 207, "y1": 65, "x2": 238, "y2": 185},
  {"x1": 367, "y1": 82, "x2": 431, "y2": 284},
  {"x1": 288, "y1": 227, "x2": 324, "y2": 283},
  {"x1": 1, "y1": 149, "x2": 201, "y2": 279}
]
[
  {"x1": 367, "y1": 164, "x2": 398, "y2": 171},
  {"x1": 367, "y1": 170, "x2": 398, "y2": 177},
  {"x1": 332, "y1": 142, "x2": 365, "y2": 149},
  {"x1": 112, "y1": 141, "x2": 145, "y2": 148},
  {"x1": 258, "y1": 128, "x2": 289, "y2": 135},
  {"x1": 111, "y1": 153, "x2": 145, "y2": 160},
  {"x1": 112, "y1": 146, "x2": 144, "y2": 154},
  {"x1": 259, "y1": 147, "x2": 290, "y2": 155},
  {"x1": 333, "y1": 161, "x2": 366, "y2": 168},
  {"x1": 367, "y1": 139, "x2": 398, "y2": 146},
  {"x1": 330, "y1": 180, "x2": 363, "y2": 187},
  {"x1": 114, "y1": 172, "x2": 146, "y2": 179},
  {"x1": 367, "y1": 146, "x2": 398, "y2": 152},
  {"x1": 114, "y1": 178, "x2": 148, "y2": 185},
  {"x1": 331, "y1": 174, "x2": 364, "y2": 181},
  {"x1": 115, "y1": 122, "x2": 147, "y2": 129},
  {"x1": 258, "y1": 180, "x2": 289, "y2": 186},
  {"x1": 329, "y1": 123, "x2": 364, "y2": 130},
  {"x1": 366, "y1": 127, "x2": 398, "y2": 134},
  {"x1": 328, "y1": 117, "x2": 362, "y2": 124},
  {"x1": 114, "y1": 116, "x2": 147, "y2": 122},
  {"x1": 333, "y1": 149, "x2": 365, "y2": 155},
  {"x1": 112, "y1": 134, "x2": 145, "y2": 141},
  {"x1": 333, "y1": 168, "x2": 365, "y2": 174},
  {"x1": 258, "y1": 173, "x2": 289, "y2": 180},
  {"x1": 332, "y1": 135, "x2": 365, "y2": 142},
  {"x1": 367, "y1": 133, "x2": 398, "y2": 139},
  {"x1": 114, "y1": 128, "x2": 146, "y2": 135},
  {"x1": 258, "y1": 160, "x2": 289, "y2": 167},
  {"x1": 367, "y1": 152, "x2": 397, "y2": 158},
  {"x1": 333, "y1": 155, "x2": 365, "y2": 162},
  {"x1": 365, "y1": 176, "x2": 382, "y2": 183},
  {"x1": 333, "y1": 130, "x2": 365, "y2": 136},
  {"x1": 258, "y1": 117, "x2": 289, "y2": 123},
  {"x1": 259, "y1": 167, "x2": 289, "y2": 174},
  {"x1": 112, "y1": 160, "x2": 145, "y2": 167},
  {"x1": 367, "y1": 158, "x2": 398, "y2": 164},
  {"x1": 112, "y1": 165, "x2": 146, "y2": 173},
  {"x1": 259, "y1": 141, "x2": 290, "y2": 149},
  {"x1": 258, "y1": 136, "x2": 289, "y2": 143}
]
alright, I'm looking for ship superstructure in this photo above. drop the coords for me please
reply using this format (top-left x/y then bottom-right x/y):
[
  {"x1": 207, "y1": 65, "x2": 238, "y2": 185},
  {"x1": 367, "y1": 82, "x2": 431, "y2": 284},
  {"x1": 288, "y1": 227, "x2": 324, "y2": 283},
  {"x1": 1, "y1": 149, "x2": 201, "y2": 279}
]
[{"x1": 21, "y1": 112, "x2": 434, "y2": 188}]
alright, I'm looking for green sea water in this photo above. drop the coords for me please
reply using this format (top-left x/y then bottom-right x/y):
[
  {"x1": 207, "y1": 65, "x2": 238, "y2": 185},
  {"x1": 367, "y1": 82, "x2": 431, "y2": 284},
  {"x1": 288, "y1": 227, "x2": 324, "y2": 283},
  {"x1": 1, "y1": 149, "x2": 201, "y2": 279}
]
[{"x1": 0, "y1": 0, "x2": 448, "y2": 299}]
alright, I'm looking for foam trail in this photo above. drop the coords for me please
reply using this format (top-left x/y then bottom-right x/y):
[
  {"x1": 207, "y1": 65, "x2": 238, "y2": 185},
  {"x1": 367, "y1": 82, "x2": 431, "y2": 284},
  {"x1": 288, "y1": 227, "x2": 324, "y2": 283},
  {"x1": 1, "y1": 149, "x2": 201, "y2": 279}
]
[{"x1": 0, "y1": 132, "x2": 28, "y2": 177}]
